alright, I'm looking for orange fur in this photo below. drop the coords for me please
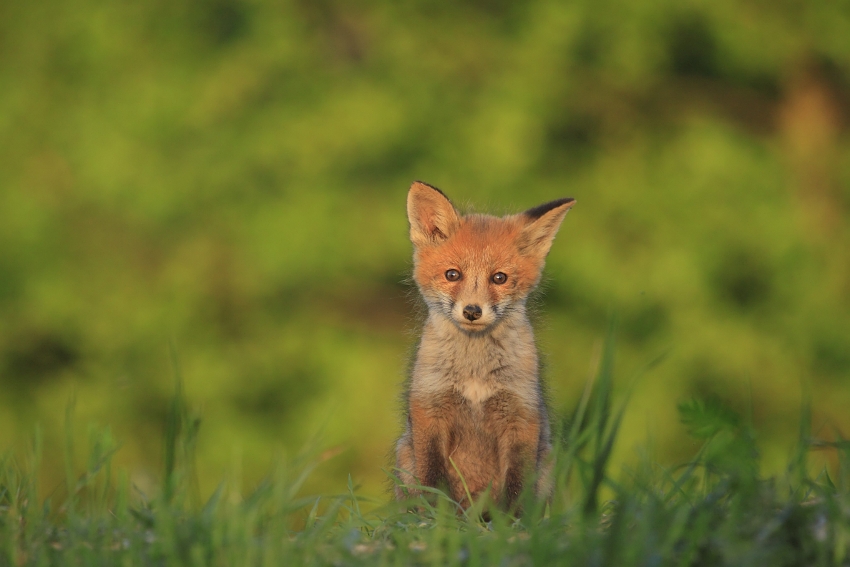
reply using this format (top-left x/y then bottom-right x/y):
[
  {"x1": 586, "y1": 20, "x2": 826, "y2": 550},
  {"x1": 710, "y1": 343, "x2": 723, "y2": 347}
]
[{"x1": 395, "y1": 181, "x2": 574, "y2": 512}]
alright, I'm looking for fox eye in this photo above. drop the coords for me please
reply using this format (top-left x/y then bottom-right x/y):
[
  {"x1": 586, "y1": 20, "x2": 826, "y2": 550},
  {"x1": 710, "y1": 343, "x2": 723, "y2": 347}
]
[
  {"x1": 445, "y1": 269, "x2": 461, "y2": 282},
  {"x1": 492, "y1": 272, "x2": 508, "y2": 285}
]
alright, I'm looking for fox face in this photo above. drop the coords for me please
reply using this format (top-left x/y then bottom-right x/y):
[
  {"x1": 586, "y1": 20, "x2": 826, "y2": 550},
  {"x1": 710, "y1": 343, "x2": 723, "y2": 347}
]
[{"x1": 407, "y1": 182, "x2": 575, "y2": 333}]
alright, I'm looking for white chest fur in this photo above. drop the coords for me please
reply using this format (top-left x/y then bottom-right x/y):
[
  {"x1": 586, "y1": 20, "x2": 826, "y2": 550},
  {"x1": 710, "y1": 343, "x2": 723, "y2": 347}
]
[{"x1": 457, "y1": 377, "x2": 499, "y2": 405}]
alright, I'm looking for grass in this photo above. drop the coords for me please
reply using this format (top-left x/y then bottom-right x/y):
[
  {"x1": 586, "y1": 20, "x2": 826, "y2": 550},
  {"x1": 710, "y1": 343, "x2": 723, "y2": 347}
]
[{"x1": 2, "y1": 334, "x2": 849, "y2": 566}]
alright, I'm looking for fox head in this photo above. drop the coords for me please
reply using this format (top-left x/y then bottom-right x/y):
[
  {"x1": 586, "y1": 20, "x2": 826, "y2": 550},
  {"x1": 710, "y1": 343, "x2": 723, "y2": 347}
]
[{"x1": 407, "y1": 181, "x2": 575, "y2": 333}]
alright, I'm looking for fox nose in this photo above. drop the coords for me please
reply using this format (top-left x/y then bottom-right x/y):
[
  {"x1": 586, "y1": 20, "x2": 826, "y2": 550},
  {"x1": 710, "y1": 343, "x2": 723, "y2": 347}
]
[{"x1": 462, "y1": 305, "x2": 482, "y2": 321}]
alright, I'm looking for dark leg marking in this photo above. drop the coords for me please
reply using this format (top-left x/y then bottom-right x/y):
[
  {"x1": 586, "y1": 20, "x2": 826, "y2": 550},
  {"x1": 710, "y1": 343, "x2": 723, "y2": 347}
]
[
  {"x1": 504, "y1": 466, "x2": 523, "y2": 508},
  {"x1": 503, "y1": 445, "x2": 527, "y2": 512},
  {"x1": 424, "y1": 436, "x2": 448, "y2": 489}
]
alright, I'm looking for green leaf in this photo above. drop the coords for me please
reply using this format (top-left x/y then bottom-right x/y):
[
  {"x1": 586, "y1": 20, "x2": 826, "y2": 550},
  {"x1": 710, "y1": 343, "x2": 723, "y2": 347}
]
[{"x1": 678, "y1": 397, "x2": 741, "y2": 440}]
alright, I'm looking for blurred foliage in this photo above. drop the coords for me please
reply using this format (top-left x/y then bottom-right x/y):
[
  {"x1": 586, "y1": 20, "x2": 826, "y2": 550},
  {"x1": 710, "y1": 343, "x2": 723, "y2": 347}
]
[{"x1": 1, "y1": 0, "x2": 849, "y2": 500}]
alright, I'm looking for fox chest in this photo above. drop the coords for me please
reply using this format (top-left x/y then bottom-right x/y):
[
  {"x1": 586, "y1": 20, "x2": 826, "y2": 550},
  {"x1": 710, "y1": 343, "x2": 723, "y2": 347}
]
[
  {"x1": 458, "y1": 377, "x2": 498, "y2": 405},
  {"x1": 415, "y1": 359, "x2": 537, "y2": 409},
  {"x1": 416, "y1": 350, "x2": 523, "y2": 399}
]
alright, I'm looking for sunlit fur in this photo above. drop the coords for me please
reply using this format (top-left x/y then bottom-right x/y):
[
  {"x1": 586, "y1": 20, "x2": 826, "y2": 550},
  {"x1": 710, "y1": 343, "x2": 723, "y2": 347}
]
[{"x1": 396, "y1": 181, "x2": 575, "y2": 511}]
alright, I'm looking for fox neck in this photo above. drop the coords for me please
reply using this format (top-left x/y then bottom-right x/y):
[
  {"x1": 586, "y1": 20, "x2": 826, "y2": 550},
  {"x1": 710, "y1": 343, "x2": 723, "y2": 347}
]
[{"x1": 411, "y1": 304, "x2": 539, "y2": 405}]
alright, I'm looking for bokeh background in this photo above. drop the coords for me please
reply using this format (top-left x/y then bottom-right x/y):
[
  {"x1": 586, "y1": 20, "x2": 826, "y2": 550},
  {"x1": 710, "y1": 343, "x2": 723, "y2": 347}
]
[{"x1": 1, "y1": 0, "x2": 849, "y2": 502}]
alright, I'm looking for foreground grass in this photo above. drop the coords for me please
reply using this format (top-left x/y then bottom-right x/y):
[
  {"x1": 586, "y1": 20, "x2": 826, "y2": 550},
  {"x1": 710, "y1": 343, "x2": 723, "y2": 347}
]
[{"x1": 2, "y1": 339, "x2": 850, "y2": 566}]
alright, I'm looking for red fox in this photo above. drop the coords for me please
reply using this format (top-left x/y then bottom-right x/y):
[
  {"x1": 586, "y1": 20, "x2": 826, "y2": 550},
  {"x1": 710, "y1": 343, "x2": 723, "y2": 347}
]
[{"x1": 395, "y1": 181, "x2": 575, "y2": 510}]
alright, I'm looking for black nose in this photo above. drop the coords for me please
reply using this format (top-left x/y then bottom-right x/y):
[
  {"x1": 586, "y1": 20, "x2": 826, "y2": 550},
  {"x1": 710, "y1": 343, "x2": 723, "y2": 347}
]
[{"x1": 462, "y1": 305, "x2": 482, "y2": 321}]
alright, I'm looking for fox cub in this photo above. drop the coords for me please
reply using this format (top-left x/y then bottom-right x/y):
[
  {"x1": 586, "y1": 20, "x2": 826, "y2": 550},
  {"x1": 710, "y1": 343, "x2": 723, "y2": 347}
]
[{"x1": 395, "y1": 181, "x2": 575, "y2": 510}]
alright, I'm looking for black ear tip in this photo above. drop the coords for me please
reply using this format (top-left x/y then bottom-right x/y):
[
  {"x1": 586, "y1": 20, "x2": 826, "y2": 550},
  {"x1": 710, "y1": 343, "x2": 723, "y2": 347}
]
[
  {"x1": 411, "y1": 180, "x2": 448, "y2": 199},
  {"x1": 524, "y1": 198, "x2": 576, "y2": 220}
]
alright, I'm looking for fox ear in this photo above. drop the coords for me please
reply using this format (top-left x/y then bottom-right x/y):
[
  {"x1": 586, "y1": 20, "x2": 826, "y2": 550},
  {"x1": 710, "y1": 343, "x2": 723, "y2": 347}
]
[
  {"x1": 518, "y1": 198, "x2": 576, "y2": 258},
  {"x1": 407, "y1": 181, "x2": 461, "y2": 246}
]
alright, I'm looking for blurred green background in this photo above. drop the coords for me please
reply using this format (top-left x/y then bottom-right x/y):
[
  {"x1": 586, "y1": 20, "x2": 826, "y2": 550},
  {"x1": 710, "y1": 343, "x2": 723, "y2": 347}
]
[{"x1": 1, "y1": 0, "x2": 849, "y2": 501}]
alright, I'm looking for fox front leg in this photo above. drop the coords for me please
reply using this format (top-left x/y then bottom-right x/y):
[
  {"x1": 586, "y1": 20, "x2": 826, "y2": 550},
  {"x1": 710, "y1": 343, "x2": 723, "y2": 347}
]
[
  {"x1": 408, "y1": 399, "x2": 451, "y2": 496},
  {"x1": 396, "y1": 430, "x2": 450, "y2": 499},
  {"x1": 484, "y1": 392, "x2": 541, "y2": 510},
  {"x1": 502, "y1": 444, "x2": 537, "y2": 510}
]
